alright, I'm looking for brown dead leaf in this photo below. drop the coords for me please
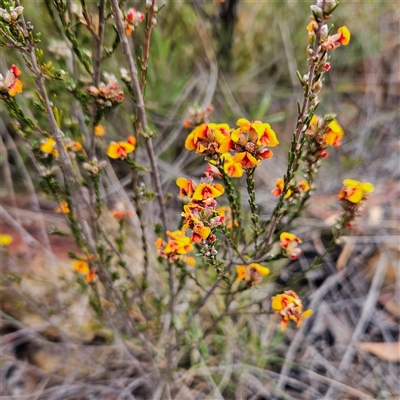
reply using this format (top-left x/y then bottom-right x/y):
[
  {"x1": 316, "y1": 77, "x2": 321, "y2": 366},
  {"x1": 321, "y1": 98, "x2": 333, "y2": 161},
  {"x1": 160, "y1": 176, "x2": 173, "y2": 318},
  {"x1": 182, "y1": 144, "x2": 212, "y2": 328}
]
[{"x1": 357, "y1": 342, "x2": 400, "y2": 362}]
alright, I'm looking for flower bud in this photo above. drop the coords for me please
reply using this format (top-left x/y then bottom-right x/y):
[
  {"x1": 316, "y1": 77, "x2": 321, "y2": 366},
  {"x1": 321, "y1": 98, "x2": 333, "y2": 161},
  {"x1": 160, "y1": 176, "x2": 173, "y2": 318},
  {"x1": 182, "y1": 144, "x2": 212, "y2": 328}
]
[
  {"x1": 320, "y1": 24, "x2": 328, "y2": 40},
  {"x1": 3, "y1": 12, "x2": 11, "y2": 22},
  {"x1": 310, "y1": 5, "x2": 323, "y2": 19}
]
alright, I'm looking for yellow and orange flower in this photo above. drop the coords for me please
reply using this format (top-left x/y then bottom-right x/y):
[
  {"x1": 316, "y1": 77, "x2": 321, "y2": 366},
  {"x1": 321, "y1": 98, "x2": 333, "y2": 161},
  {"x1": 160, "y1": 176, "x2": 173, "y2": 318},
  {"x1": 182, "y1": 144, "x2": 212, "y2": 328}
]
[
  {"x1": 337, "y1": 26, "x2": 351, "y2": 46},
  {"x1": 271, "y1": 290, "x2": 313, "y2": 330},
  {"x1": 297, "y1": 181, "x2": 310, "y2": 192},
  {"x1": 232, "y1": 152, "x2": 261, "y2": 168},
  {"x1": 185, "y1": 123, "x2": 232, "y2": 156},
  {"x1": 40, "y1": 138, "x2": 59, "y2": 157},
  {"x1": 271, "y1": 178, "x2": 292, "y2": 198},
  {"x1": 73, "y1": 260, "x2": 96, "y2": 282},
  {"x1": 0, "y1": 64, "x2": 22, "y2": 96},
  {"x1": 55, "y1": 201, "x2": 70, "y2": 214},
  {"x1": 280, "y1": 232, "x2": 302, "y2": 260},
  {"x1": 236, "y1": 263, "x2": 270, "y2": 287},
  {"x1": 192, "y1": 224, "x2": 211, "y2": 244},
  {"x1": 222, "y1": 153, "x2": 244, "y2": 178},
  {"x1": 324, "y1": 119, "x2": 344, "y2": 147},
  {"x1": 323, "y1": 26, "x2": 351, "y2": 50},
  {"x1": 156, "y1": 230, "x2": 194, "y2": 262},
  {"x1": 107, "y1": 141, "x2": 135, "y2": 159},
  {"x1": 258, "y1": 123, "x2": 279, "y2": 147},
  {"x1": 338, "y1": 179, "x2": 374, "y2": 204},
  {"x1": 192, "y1": 182, "x2": 224, "y2": 201},
  {"x1": 176, "y1": 177, "x2": 196, "y2": 198}
]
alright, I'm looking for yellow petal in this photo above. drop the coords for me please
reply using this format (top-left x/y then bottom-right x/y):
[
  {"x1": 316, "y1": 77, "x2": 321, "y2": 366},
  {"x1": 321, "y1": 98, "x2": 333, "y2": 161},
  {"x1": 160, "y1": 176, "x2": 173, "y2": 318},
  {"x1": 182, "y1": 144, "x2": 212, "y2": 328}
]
[
  {"x1": 9, "y1": 79, "x2": 23, "y2": 96},
  {"x1": 250, "y1": 263, "x2": 270, "y2": 276},
  {"x1": 185, "y1": 132, "x2": 196, "y2": 150},
  {"x1": 302, "y1": 309, "x2": 313, "y2": 318},
  {"x1": 0, "y1": 234, "x2": 13, "y2": 247},
  {"x1": 343, "y1": 179, "x2": 360, "y2": 188},
  {"x1": 236, "y1": 118, "x2": 251, "y2": 130},
  {"x1": 280, "y1": 232, "x2": 297, "y2": 241},
  {"x1": 235, "y1": 265, "x2": 247, "y2": 282},
  {"x1": 107, "y1": 142, "x2": 120, "y2": 159},
  {"x1": 271, "y1": 295, "x2": 284, "y2": 311},
  {"x1": 347, "y1": 187, "x2": 364, "y2": 203},
  {"x1": 361, "y1": 182, "x2": 374, "y2": 192},
  {"x1": 40, "y1": 138, "x2": 56, "y2": 154},
  {"x1": 230, "y1": 128, "x2": 242, "y2": 142}
]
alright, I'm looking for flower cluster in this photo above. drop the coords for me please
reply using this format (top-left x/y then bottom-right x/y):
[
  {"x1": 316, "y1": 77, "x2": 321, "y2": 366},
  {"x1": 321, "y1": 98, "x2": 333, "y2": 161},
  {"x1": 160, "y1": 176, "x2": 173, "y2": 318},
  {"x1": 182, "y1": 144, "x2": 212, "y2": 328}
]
[
  {"x1": 271, "y1": 178, "x2": 310, "y2": 199},
  {"x1": 236, "y1": 263, "x2": 270, "y2": 287},
  {"x1": 0, "y1": 3, "x2": 23, "y2": 23},
  {"x1": 271, "y1": 290, "x2": 313, "y2": 330},
  {"x1": 280, "y1": 232, "x2": 302, "y2": 260},
  {"x1": 177, "y1": 173, "x2": 225, "y2": 246},
  {"x1": 156, "y1": 230, "x2": 194, "y2": 263},
  {"x1": 185, "y1": 123, "x2": 231, "y2": 159},
  {"x1": 185, "y1": 118, "x2": 279, "y2": 174},
  {"x1": 87, "y1": 74, "x2": 124, "y2": 110},
  {"x1": 40, "y1": 137, "x2": 83, "y2": 158},
  {"x1": 124, "y1": 8, "x2": 145, "y2": 36},
  {"x1": 0, "y1": 65, "x2": 22, "y2": 97},
  {"x1": 301, "y1": 2, "x2": 350, "y2": 109},
  {"x1": 107, "y1": 136, "x2": 136, "y2": 159}
]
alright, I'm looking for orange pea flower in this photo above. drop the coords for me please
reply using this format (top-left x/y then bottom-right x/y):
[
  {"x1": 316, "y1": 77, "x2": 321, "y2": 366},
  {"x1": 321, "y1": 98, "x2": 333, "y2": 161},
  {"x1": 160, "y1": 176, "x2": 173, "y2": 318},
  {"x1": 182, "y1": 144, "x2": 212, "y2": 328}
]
[
  {"x1": 192, "y1": 224, "x2": 211, "y2": 244},
  {"x1": 232, "y1": 152, "x2": 261, "y2": 168},
  {"x1": 297, "y1": 181, "x2": 310, "y2": 192},
  {"x1": 337, "y1": 26, "x2": 351, "y2": 46},
  {"x1": 271, "y1": 178, "x2": 292, "y2": 198},
  {"x1": 40, "y1": 138, "x2": 59, "y2": 157},
  {"x1": 176, "y1": 177, "x2": 196, "y2": 198},
  {"x1": 236, "y1": 263, "x2": 270, "y2": 287},
  {"x1": 107, "y1": 141, "x2": 135, "y2": 159},
  {"x1": 55, "y1": 201, "x2": 70, "y2": 214},
  {"x1": 258, "y1": 123, "x2": 279, "y2": 147},
  {"x1": 157, "y1": 230, "x2": 194, "y2": 262},
  {"x1": 222, "y1": 153, "x2": 244, "y2": 178},
  {"x1": 324, "y1": 120, "x2": 344, "y2": 147},
  {"x1": 271, "y1": 290, "x2": 313, "y2": 330},
  {"x1": 338, "y1": 179, "x2": 374, "y2": 204},
  {"x1": 73, "y1": 260, "x2": 96, "y2": 282},
  {"x1": 73, "y1": 260, "x2": 90, "y2": 274},
  {"x1": 280, "y1": 232, "x2": 302, "y2": 260},
  {"x1": 0, "y1": 64, "x2": 22, "y2": 96},
  {"x1": 323, "y1": 26, "x2": 351, "y2": 50},
  {"x1": 192, "y1": 183, "x2": 224, "y2": 201}
]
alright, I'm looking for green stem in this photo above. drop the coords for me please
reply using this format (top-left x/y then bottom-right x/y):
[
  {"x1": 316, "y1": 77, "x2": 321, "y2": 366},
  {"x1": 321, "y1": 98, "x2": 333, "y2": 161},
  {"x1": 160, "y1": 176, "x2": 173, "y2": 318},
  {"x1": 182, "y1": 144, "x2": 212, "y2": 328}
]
[{"x1": 246, "y1": 168, "x2": 260, "y2": 252}]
